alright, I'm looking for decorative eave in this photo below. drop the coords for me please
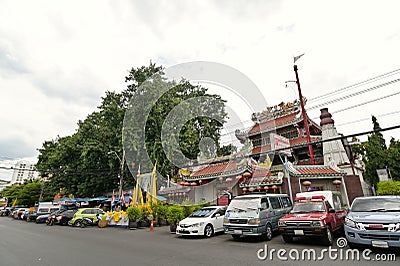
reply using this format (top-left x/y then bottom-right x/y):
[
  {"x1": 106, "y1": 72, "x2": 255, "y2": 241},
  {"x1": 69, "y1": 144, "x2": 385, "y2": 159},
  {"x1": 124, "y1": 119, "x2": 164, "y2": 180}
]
[
  {"x1": 158, "y1": 184, "x2": 191, "y2": 195},
  {"x1": 287, "y1": 162, "x2": 344, "y2": 177}
]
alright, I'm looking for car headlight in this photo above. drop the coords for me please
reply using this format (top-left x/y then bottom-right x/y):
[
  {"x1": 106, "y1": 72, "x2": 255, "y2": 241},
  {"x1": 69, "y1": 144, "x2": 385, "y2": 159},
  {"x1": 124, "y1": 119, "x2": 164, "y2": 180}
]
[
  {"x1": 223, "y1": 218, "x2": 229, "y2": 224},
  {"x1": 345, "y1": 217, "x2": 356, "y2": 228},
  {"x1": 248, "y1": 218, "x2": 261, "y2": 225},
  {"x1": 278, "y1": 221, "x2": 286, "y2": 227},
  {"x1": 191, "y1": 222, "x2": 204, "y2": 227},
  {"x1": 311, "y1": 221, "x2": 323, "y2": 227}
]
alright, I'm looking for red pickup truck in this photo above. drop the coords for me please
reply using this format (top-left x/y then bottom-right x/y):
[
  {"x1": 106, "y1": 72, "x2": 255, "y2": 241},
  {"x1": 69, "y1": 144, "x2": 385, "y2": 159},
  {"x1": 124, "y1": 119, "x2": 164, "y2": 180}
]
[{"x1": 278, "y1": 191, "x2": 347, "y2": 246}]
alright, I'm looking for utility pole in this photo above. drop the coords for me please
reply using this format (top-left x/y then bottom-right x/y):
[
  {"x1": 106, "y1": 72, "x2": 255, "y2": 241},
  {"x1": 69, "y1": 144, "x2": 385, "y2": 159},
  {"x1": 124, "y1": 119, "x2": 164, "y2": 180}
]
[
  {"x1": 119, "y1": 150, "x2": 125, "y2": 198},
  {"x1": 293, "y1": 61, "x2": 315, "y2": 165}
]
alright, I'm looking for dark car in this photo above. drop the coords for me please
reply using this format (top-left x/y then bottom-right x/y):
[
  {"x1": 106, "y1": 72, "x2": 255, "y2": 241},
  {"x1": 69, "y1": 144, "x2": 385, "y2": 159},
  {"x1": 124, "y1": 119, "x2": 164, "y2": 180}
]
[
  {"x1": 36, "y1": 209, "x2": 65, "y2": 224},
  {"x1": 33, "y1": 207, "x2": 61, "y2": 223},
  {"x1": 53, "y1": 209, "x2": 77, "y2": 225}
]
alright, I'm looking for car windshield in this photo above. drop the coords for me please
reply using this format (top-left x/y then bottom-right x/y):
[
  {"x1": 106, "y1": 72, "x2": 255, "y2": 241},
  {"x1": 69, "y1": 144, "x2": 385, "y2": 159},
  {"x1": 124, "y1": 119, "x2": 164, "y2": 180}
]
[
  {"x1": 351, "y1": 198, "x2": 400, "y2": 212},
  {"x1": 227, "y1": 197, "x2": 259, "y2": 212},
  {"x1": 190, "y1": 208, "x2": 216, "y2": 217},
  {"x1": 292, "y1": 202, "x2": 325, "y2": 213}
]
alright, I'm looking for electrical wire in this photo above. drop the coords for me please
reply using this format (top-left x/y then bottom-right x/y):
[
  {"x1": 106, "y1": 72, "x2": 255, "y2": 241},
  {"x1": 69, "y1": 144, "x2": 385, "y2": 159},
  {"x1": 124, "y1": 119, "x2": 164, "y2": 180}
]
[{"x1": 308, "y1": 68, "x2": 400, "y2": 102}]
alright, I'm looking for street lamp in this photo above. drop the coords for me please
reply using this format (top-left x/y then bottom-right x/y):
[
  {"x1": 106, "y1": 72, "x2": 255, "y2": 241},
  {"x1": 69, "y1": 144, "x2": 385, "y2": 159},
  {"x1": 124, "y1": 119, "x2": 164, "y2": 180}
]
[{"x1": 108, "y1": 150, "x2": 125, "y2": 198}]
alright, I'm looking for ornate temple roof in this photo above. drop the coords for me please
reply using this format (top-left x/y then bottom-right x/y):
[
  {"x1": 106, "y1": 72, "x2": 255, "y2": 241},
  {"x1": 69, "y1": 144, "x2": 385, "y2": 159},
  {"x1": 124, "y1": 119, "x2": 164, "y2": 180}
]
[{"x1": 287, "y1": 163, "x2": 343, "y2": 177}]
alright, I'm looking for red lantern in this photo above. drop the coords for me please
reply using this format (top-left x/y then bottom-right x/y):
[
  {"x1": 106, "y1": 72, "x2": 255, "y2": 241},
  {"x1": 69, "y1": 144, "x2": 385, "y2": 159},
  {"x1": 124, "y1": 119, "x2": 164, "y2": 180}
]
[
  {"x1": 243, "y1": 172, "x2": 251, "y2": 178},
  {"x1": 236, "y1": 175, "x2": 242, "y2": 180},
  {"x1": 175, "y1": 193, "x2": 179, "y2": 197},
  {"x1": 219, "y1": 177, "x2": 224, "y2": 181},
  {"x1": 302, "y1": 180, "x2": 311, "y2": 191},
  {"x1": 183, "y1": 192, "x2": 186, "y2": 196},
  {"x1": 249, "y1": 187, "x2": 255, "y2": 192},
  {"x1": 199, "y1": 180, "x2": 203, "y2": 184},
  {"x1": 257, "y1": 186, "x2": 262, "y2": 191},
  {"x1": 272, "y1": 185, "x2": 278, "y2": 192},
  {"x1": 184, "y1": 182, "x2": 190, "y2": 186},
  {"x1": 190, "y1": 182, "x2": 197, "y2": 186},
  {"x1": 264, "y1": 186, "x2": 269, "y2": 191},
  {"x1": 333, "y1": 180, "x2": 342, "y2": 191},
  {"x1": 226, "y1": 177, "x2": 232, "y2": 183},
  {"x1": 179, "y1": 181, "x2": 185, "y2": 185},
  {"x1": 242, "y1": 187, "x2": 248, "y2": 193}
]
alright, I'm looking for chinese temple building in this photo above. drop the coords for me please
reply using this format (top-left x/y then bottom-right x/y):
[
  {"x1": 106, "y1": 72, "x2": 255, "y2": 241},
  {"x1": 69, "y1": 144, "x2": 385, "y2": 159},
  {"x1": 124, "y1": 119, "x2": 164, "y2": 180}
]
[
  {"x1": 158, "y1": 101, "x2": 371, "y2": 205},
  {"x1": 235, "y1": 99, "x2": 324, "y2": 165}
]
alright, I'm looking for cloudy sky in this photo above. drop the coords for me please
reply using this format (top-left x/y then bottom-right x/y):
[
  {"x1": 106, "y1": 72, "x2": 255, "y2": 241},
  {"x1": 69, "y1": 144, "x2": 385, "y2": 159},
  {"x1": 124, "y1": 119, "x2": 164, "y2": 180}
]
[{"x1": 1, "y1": 0, "x2": 400, "y2": 180}]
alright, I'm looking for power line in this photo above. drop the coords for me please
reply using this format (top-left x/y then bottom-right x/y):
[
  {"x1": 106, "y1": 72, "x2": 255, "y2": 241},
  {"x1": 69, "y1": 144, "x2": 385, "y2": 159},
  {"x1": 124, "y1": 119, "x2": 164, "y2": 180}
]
[
  {"x1": 329, "y1": 90, "x2": 400, "y2": 115},
  {"x1": 308, "y1": 68, "x2": 400, "y2": 103},
  {"x1": 336, "y1": 110, "x2": 400, "y2": 127},
  {"x1": 308, "y1": 79, "x2": 400, "y2": 110}
]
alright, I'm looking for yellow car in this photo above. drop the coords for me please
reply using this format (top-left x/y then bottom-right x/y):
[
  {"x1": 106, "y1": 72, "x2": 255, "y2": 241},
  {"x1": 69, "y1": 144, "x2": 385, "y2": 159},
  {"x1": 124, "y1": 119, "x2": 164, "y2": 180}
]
[{"x1": 68, "y1": 208, "x2": 106, "y2": 227}]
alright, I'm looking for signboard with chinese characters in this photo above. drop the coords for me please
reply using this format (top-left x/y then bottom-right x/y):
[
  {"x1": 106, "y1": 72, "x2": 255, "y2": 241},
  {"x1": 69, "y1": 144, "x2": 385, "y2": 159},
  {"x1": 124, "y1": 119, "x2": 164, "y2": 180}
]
[{"x1": 270, "y1": 133, "x2": 291, "y2": 155}]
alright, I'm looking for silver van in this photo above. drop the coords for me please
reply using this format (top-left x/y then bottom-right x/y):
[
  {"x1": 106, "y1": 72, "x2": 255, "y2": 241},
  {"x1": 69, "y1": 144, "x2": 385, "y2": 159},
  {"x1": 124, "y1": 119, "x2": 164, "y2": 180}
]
[{"x1": 223, "y1": 193, "x2": 292, "y2": 240}]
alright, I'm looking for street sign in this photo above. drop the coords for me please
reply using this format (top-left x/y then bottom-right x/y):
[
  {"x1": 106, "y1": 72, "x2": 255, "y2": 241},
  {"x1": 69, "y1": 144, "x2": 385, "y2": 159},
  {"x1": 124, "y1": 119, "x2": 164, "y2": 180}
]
[
  {"x1": 270, "y1": 133, "x2": 291, "y2": 155},
  {"x1": 376, "y1": 169, "x2": 390, "y2": 181}
]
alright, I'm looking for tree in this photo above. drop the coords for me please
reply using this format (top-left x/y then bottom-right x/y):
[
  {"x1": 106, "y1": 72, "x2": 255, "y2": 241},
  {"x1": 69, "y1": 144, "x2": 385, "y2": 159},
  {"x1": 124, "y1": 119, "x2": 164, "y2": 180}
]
[
  {"x1": 355, "y1": 116, "x2": 388, "y2": 187},
  {"x1": 36, "y1": 62, "x2": 228, "y2": 197},
  {"x1": 387, "y1": 138, "x2": 400, "y2": 181}
]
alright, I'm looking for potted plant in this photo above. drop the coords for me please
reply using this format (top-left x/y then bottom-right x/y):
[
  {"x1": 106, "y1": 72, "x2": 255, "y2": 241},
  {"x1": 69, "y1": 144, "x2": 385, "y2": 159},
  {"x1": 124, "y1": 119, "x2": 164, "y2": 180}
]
[
  {"x1": 166, "y1": 205, "x2": 185, "y2": 233},
  {"x1": 127, "y1": 206, "x2": 142, "y2": 229},
  {"x1": 156, "y1": 204, "x2": 168, "y2": 226}
]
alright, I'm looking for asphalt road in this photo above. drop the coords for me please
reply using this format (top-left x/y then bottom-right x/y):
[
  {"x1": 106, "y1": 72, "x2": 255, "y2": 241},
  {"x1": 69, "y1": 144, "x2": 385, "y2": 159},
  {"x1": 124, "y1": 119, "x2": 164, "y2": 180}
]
[{"x1": 0, "y1": 217, "x2": 398, "y2": 266}]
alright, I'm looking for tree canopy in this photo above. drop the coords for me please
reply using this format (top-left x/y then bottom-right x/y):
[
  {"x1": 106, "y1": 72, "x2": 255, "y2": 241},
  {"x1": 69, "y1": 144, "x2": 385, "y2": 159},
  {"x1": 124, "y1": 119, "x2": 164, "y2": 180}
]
[
  {"x1": 35, "y1": 63, "x2": 230, "y2": 197},
  {"x1": 351, "y1": 116, "x2": 400, "y2": 187}
]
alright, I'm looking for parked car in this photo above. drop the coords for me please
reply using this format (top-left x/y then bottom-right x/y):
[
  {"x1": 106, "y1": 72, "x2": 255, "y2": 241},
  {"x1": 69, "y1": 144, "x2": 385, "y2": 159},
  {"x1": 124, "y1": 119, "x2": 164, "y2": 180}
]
[
  {"x1": 176, "y1": 206, "x2": 227, "y2": 237},
  {"x1": 223, "y1": 193, "x2": 292, "y2": 240},
  {"x1": 31, "y1": 206, "x2": 61, "y2": 223},
  {"x1": 278, "y1": 191, "x2": 346, "y2": 246},
  {"x1": 36, "y1": 209, "x2": 65, "y2": 224},
  {"x1": 68, "y1": 208, "x2": 106, "y2": 227},
  {"x1": 52, "y1": 209, "x2": 78, "y2": 226},
  {"x1": 344, "y1": 195, "x2": 400, "y2": 248}
]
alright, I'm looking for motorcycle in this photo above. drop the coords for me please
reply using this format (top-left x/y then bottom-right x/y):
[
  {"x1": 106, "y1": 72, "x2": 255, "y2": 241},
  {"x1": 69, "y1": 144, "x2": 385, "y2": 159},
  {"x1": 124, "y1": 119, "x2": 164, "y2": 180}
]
[{"x1": 46, "y1": 214, "x2": 56, "y2": 226}]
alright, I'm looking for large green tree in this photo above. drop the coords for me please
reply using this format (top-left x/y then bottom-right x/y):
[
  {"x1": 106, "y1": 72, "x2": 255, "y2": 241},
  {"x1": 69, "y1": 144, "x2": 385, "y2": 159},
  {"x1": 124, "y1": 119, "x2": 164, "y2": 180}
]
[
  {"x1": 36, "y1": 62, "x2": 229, "y2": 197},
  {"x1": 351, "y1": 116, "x2": 400, "y2": 187}
]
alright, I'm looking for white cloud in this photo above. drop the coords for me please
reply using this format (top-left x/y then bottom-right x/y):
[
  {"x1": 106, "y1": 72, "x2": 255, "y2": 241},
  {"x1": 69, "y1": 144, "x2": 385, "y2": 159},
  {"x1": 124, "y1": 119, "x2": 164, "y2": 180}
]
[{"x1": 0, "y1": 0, "x2": 399, "y2": 162}]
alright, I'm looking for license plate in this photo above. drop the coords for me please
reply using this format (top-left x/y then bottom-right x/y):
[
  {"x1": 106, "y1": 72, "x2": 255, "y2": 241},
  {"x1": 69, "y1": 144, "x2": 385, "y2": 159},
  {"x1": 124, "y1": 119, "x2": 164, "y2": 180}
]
[
  {"x1": 371, "y1": 240, "x2": 389, "y2": 248},
  {"x1": 233, "y1": 230, "x2": 242, "y2": 234},
  {"x1": 294, "y1": 230, "x2": 304, "y2": 235}
]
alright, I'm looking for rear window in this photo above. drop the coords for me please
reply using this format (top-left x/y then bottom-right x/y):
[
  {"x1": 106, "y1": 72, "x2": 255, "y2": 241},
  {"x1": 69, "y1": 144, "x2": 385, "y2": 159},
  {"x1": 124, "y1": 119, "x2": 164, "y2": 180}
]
[{"x1": 38, "y1": 208, "x2": 49, "y2": 213}]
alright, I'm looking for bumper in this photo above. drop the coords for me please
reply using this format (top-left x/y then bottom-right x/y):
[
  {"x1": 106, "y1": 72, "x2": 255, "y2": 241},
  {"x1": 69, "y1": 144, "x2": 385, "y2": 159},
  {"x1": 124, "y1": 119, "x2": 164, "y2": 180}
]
[
  {"x1": 344, "y1": 225, "x2": 400, "y2": 248},
  {"x1": 224, "y1": 224, "x2": 265, "y2": 236},
  {"x1": 176, "y1": 226, "x2": 205, "y2": 236},
  {"x1": 279, "y1": 226, "x2": 326, "y2": 237}
]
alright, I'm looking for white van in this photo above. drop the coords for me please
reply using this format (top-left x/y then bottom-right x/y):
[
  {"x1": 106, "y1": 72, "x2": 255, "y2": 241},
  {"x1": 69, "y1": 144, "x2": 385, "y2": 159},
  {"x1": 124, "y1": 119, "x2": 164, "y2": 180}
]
[
  {"x1": 223, "y1": 193, "x2": 292, "y2": 240},
  {"x1": 37, "y1": 202, "x2": 60, "y2": 215}
]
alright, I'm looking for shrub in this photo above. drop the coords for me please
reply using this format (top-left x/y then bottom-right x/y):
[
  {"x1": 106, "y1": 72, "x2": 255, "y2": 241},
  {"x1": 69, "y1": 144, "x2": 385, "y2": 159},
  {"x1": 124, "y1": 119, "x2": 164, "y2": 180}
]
[
  {"x1": 166, "y1": 205, "x2": 185, "y2": 225},
  {"x1": 377, "y1": 181, "x2": 400, "y2": 195},
  {"x1": 127, "y1": 207, "x2": 142, "y2": 221}
]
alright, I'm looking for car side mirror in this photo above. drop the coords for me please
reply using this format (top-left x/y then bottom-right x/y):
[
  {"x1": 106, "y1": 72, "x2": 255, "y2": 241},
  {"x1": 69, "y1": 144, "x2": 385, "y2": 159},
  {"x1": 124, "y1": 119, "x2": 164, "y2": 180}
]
[
  {"x1": 214, "y1": 213, "x2": 220, "y2": 218},
  {"x1": 328, "y1": 208, "x2": 335, "y2": 213}
]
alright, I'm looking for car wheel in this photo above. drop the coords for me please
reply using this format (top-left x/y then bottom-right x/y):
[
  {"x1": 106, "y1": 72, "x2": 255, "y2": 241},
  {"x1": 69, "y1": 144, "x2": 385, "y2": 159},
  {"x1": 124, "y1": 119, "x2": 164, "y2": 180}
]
[
  {"x1": 282, "y1": 235, "x2": 293, "y2": 243},
  {"x1": 322, "y1": 225, "x2": 333, "y2": 246},
  {"x1": 265, "y1": 224, "x2": 273, "y2": 241},
  {"x1": 74, "y1": 219, "x2": 83, "y2": 227},
  {"x1": 204, "y1": 224, "x2": 214, "y2": 238}
]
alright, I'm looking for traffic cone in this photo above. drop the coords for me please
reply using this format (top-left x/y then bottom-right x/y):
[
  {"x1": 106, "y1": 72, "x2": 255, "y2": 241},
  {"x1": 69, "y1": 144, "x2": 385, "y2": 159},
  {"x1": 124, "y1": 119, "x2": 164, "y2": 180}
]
[{"x1": 149, "y1": 220, "x2": 154, "y2": 232}]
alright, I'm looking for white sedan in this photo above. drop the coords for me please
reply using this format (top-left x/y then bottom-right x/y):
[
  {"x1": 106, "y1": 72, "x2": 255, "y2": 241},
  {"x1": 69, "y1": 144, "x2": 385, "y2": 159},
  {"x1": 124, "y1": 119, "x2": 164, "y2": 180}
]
[{"x1": 176, "y1": 206, "x2": 227, "y2": 237}]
